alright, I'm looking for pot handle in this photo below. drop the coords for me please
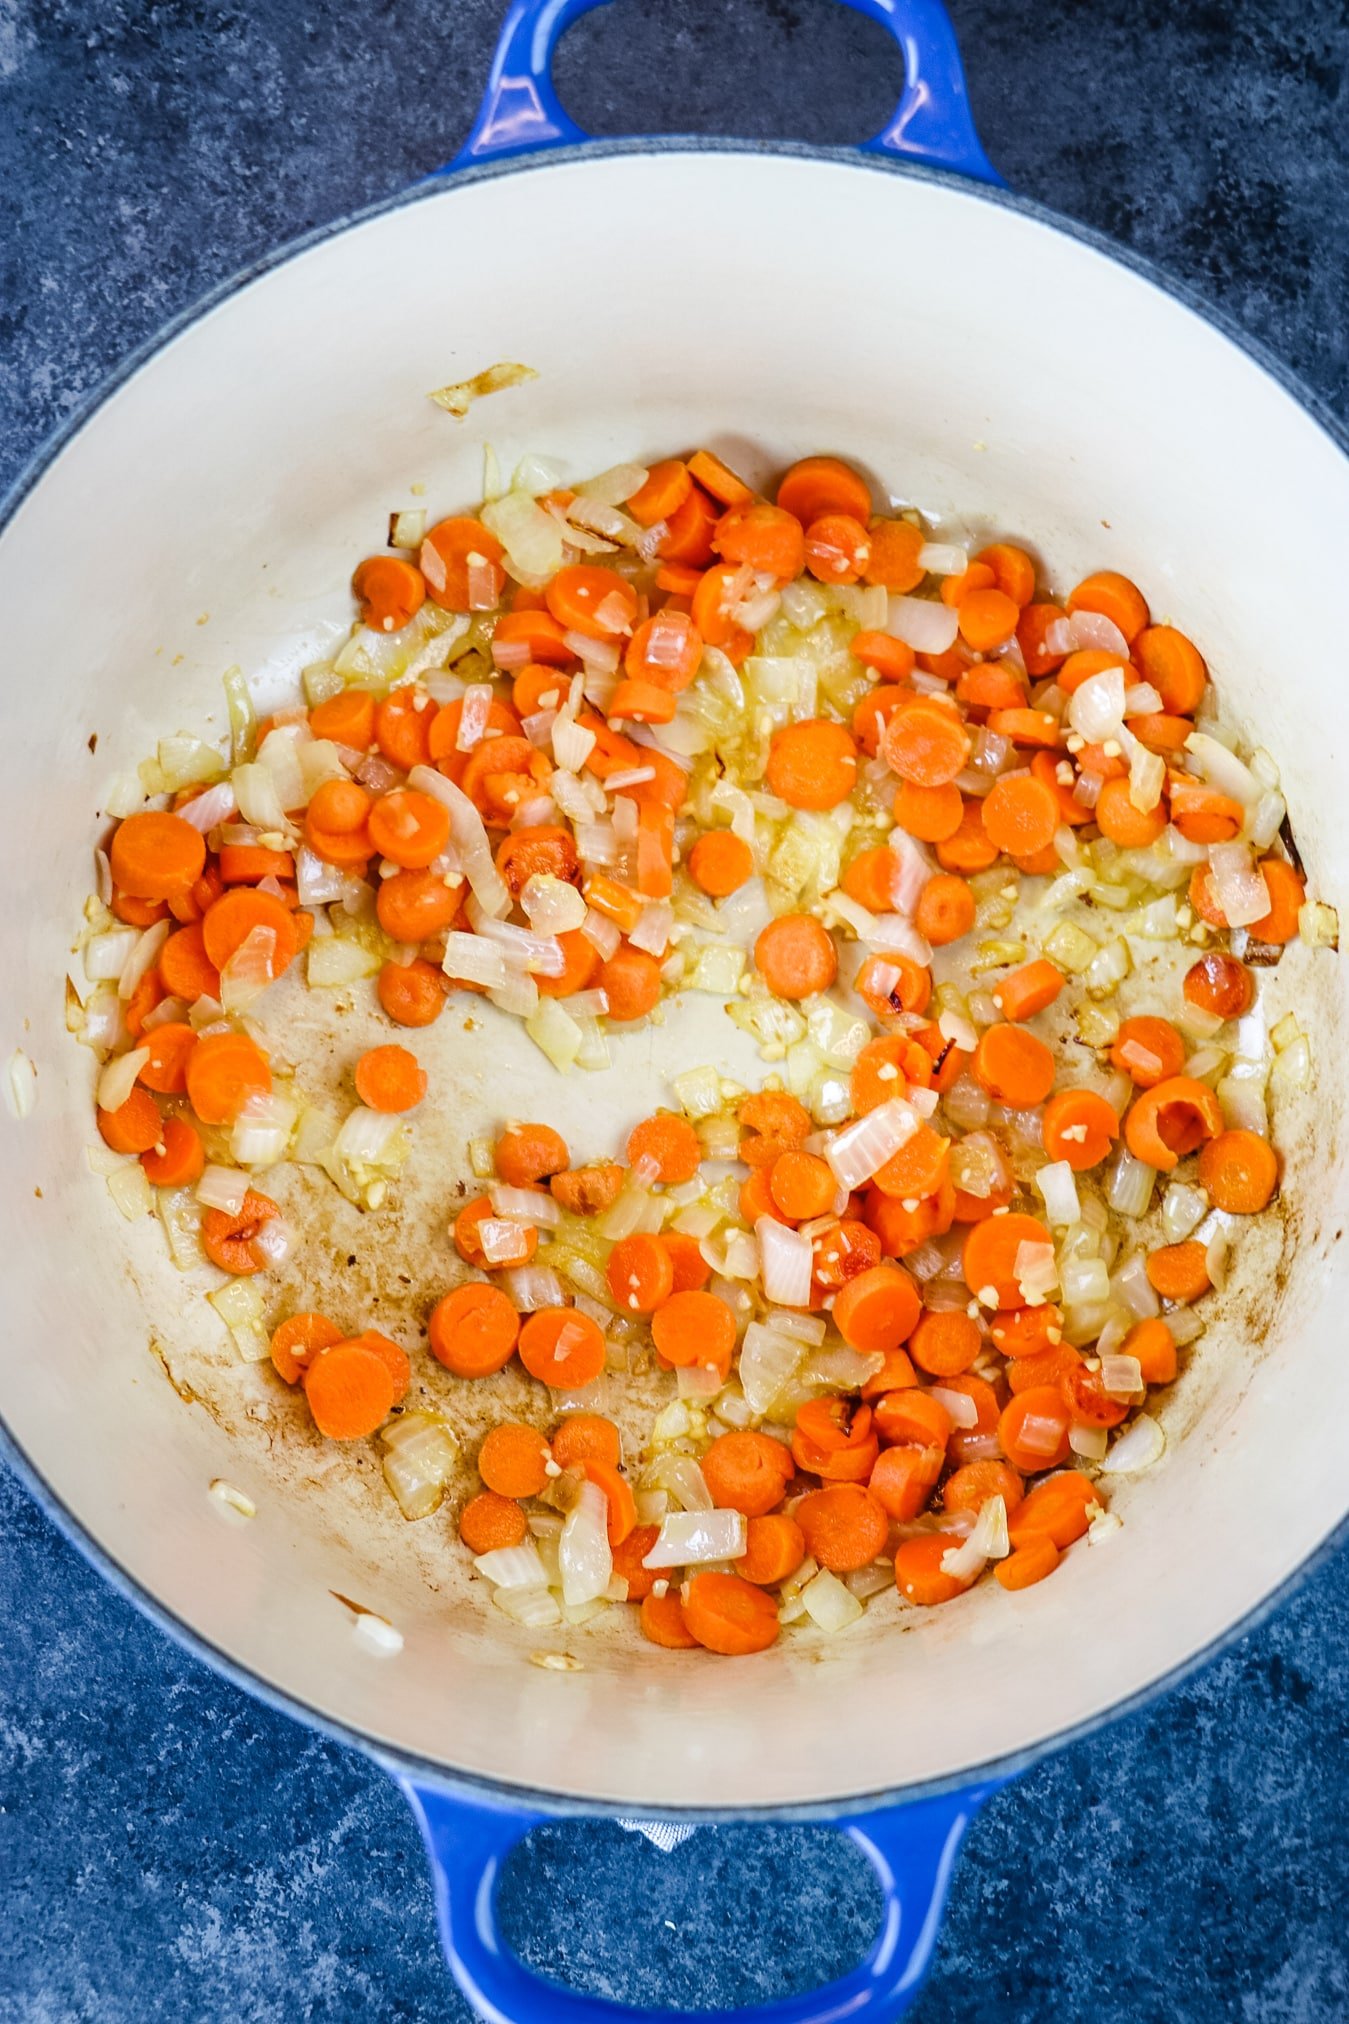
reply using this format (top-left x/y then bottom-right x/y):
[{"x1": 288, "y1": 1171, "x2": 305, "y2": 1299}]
[
  {"x1": 399, "y1": 1774, "x2": 1000, "y2": 2023},
  {"x1": 450, "y1": 0, "x2": 1001, "y2": 185}
]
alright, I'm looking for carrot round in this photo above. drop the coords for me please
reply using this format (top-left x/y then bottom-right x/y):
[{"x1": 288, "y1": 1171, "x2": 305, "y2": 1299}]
[
  {"x1": 687, "y1": 449, "x2": 753, "y2": 506},
  {"x1": 942, "y1": 562, "x2": 994, "y2": 610},
  {"x1": 429, "y1": 694, "x2": 522, "y2": 769},
  {"x1": 354, "y1": 1043, "x2": 426, "y2": 1114},
  {"x1": 597, "y1": 944, "x2": 662, "y2": 1022},
  {"x1": 796, "y1": 1484, "x2": 889, "y2": 1573},
  {"x1": 310, "y1": 687, "x2": 378, "y2": 747},
  {"x1": 626, "y1": 458, "x2": 692, "y2": 527},
  {"x1": 186, "y1": 1031, "x2": 271, "y2": 1126},
  {"x1": 863, "y1": 518, "x2": 926, "y2": 591},
  {"x1": 915, "y1": 872, "x2": 976, "y2": 947},
  {"x1": 972, "y1": 1023, "x2": 1056, "y2": 1108},
  {"x1": 682, "y1": 1571, "x2": 780, "y2": 1655},
  {"x1": 659, "y1": 484, "x2": 719, "y2": 568},
  {"x1": 804, "y1": 512, "x2": 871, "y2": 584},
  {"x1": 736, "y1": 1513, "x2": 806, "y2": 1587},
  {"x1": 1250, "y1": 859, "x2": 1305, "y2": 943},
  {"x1": 934, "y1": 798, "x2": 1000, "y2": 874},
  {"x1": 980, "y1": 773, "x2": 1060, "y2": 858},
  {"x1": 881, "y1": 701, "x2": 971, "y2": 787},
  {"x1": 855, "y1": 953, "x2": 931, "y2": 1021},
  {"x1": 518, "y1": 1307, "x2": 607, "y2": 1389},
  {"x1": 852, "y1": 631, "x2": 916, "y2": 682},
  {"x1": 739, "y1": 1089, "x2": 812, "y2": 1165},
  {"x1": 768, "y1": 1149, "x2": 838, "y2": 1222},
  {"x1": 1146, "y1": 1241, "x2": 1211, "y2": 1302},
  {"x1": 1134, "y1": 624, "x2": 1206, "y2": 714},
  {"x1": 625, "y1": 609, "x2": 703, "y2": 691},
  {"x1": 201, "y1": 1188, "x2": 278, "y2": 1274},
  {"x1": 663, "y1": 1230, "x2": 712, "y2": 1294},
  {"x1": 378, "y1": 958, "x2": 447, "y2": 1028},
  {"x1": 854, "y1": 687, "x2": 909, "y2": 758},
  {"x1": 894, "y1": 1534, "x2": 973, "y2": 1606},
  {"x1": 1006, "y1": 1343, "x2": 1081, "y2": 1396},
  {"x1": 628, "y1": 1111, "x2": 701, "y2": 1184},
  {"x1": 998, "y1": 1384, "x2": 1072, "y2": 1473},
  {"x1": 776, "y1": 455, "x2": 872, "y2": 528},
  {"x1": 158, "y1": 923, "x2": 221, "y2": 1003},
  {"x1": 419, "y1": 517, "x2": 504, "y2": 613},
  {"x1": 859, "y1": 1340, "x2": 916, "y2": 1396},
  {"x1": 850, "y1": 1033, "x2": 928, "y2": 1116},
  {"x1": 269, "y1": 1310, "x2": 342, "y2": 1385},
  {"x1": 995, "y1": 1538, "x2": 1060, "y2": 1590},
  {"x1": 429, "y1": 1282, "x2": 520, "y2": 1377},
  {"x1": 640, "y1": 1589, "x2": 701, "y2": 1648},
  {"x1": 713, "y1": 501, "x2": 806, "y2": 582},
  {"x1": 537, "y1": 929, "x2": 603, "y2": 1001},
  {"x1": 702, "y1": 1430, "x2": 794, "y2": 1517},
  {"x1": 765, "y1": 720, "x2": 859, "y2": 811},
  {"x1": 479, "y1": 1422, "x2": 550, "y2": 1499},
  {"x1": 988, "y1": 1303, "x2": 1063, "y2": 1359},
  {"x1": 546, "y1": 564, "x2": 638, "y2": 641},
  {"x1": 1066, "y1": 569, "x2": 1149, "y2": 643},
  {"x1": 1017, "y1": 602, "x2": 1068, "y2": 677},
  {"x1": 1124, "y1": 1075, "x2": 1223, "y2": 1171},
  {"x1": 366, "y1": 788, "x2": 451, "y2": 871},
  {"x1": 137, "y1": 1020, "x2": 198, "y2": 1095},
  {"x1": 754, "y1": 914, "x2": 837, "y2": 999},
  {"x1": 607, "y1": 1233, "x2": 675, "y2": 1314},
  {"x1": 829, "y1": 1264, "x2": 920, "y2": 1357},
  {"x1": 304, "y1": 1340, "x2": 395, "y2": 1441},
  {"x1": 944, "y1": 1457, "x2": 1024, "y2": 1517},
  {"x1": 893, "y1": 778, "x2": 964, "y2": 843},
  {"x1": 974, "y1": 542, "x2": 1036, "y2": 607},
  {"x1": 550, "y1": 1162, "x2": 625, "y2": 1216},
  {"x1": 957, "y1": 586, "x2": 1020, "y2": 653},
  {"x1": 689, "y1": 829, "x2": 754, "y2": 897},
  {"x1": 496, "y1": 1123, "x2": 569, "y2": 1188},
  {"x1": 1110, "y1": 1015, "x2": 1185, "y2": 1089},
  {"x1": 353, "y1": 555, "x2": 425, "y2": 632},
  {"x1": 962, "y1": 1212, "x2": 1054, "y2": 1310},
  {"x1": 909, "y1": 1308, "x2": 981, "y2": 1377},
  {"x1": 495, "y1": 826, "x2": 580, "y2": 898},
  {"x1": 1008, "y1": 1470, "x2": 1102, "y2": 1549},
  {"x1": 1183, "y1": 952, "x2": 1254, "y2": 1021},
  {"x1": 871, "y1": 1386, "x2": 954, "y2": 1448},
  {"x1": 551, "y1": 1413, "x2": 622, "y2": 1471},
  {"x1": 613, "y1": 1523, "x2": 661, "y2": 1602},
  {"x1": 459, "y1": 1491, "x2": 527, "y2": 1555},
  {"x1": 140, "y1": 1114, "x2": 205, "y2": 1188},
  {"x1": 871, "y1": 1122, "x2": 951, "y2": 1202},
  {"x1": 868, "y1": 1442, "x2": 943, "y2": 1520},
  {"x1": 97, "y1": 1087, "x2": 163, "y2": 1155},
  {"x1": 109, "y1": 811, "x2": 207, "y2": 901},
  {"x1": 1198, "y1": 1128, "x2": 1278, "y2": 1214},
  {"x1": 993, "y1": 959, "x2": 1064, "y2": 1022},
  {"x1": 1124, "y1": 1317, "x2": 1178, "y2": 1385},
  {"x1": 1042, "y1": 1088, "x2": 1120, "y2": 1170},
  {"x1": 652, "y1": 1290, "x2": 737, "y2": 1377},
  {"x1": 201, "y1": 889, "x2": 298, "y2": 980}
]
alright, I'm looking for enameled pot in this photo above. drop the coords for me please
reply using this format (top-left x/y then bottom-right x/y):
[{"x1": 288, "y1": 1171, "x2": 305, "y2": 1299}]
[{"x1": 3, "y1": 2, "x2": 1347, "y2": 2016}]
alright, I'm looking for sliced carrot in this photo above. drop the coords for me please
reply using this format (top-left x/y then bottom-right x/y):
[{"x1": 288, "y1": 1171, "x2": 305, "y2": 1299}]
[
  {"x1": 546, "y1": 565, "x2": 639, "y2": 642},
  {"x1": 625, "y1": 609, "x2": 703, "y2": 691},
  {"x1": 892, "y1": 778, "x2": 964, "y2": 843},
  {"x1": 429, "y1": 694, "x2": 522, "y2": 769},
  {"x1": 609, "y1": 678, "x2": 677, "y2": 724},
  {"x1": 186, "y1": 1031, "x2": 271, "y2": 1126},
  {"x1": 852, "y1": 631, "x2": 916, "y2": 682},
  {"x1": 915, "y1": 872, "x2": 976, "y2": 947},
  {"x1": 1134, "y1": 624, "x2": 1206, "y2": 714},
  {"x1": 111, "y1": 890, "x2": 168, "y2": 928},
  {"x1": 1126, "y1": 711, "x2": 1194, "y2": 754},
  {"x1": 796, "y1": 1484, "x2": 889, "y2": 1573},
  {"x1": 1066, "y1": 569, "x2": 1149, "y2": 644},
  {"x1": 304, "y1": 1339, "x2": 395, "y2": 1441},
  {"x1": 1146, "y1": 1241, "x2": 1212, "y2": 1302},
  {"x1": 1008, "y1": 1470, "x2": 1103, "y2": 1549},
  {"x1": 942, "y1": 562, "x2": 995, "y2": 610},
  {"x1": 1184, "y1": 951, "x2": 1254, "y2": 1021},
  {"x1": 1198, "y1": 1128, "x2": 1278, "y2": 1213},
  {"x1": 986, "y1": 707, "x2": 1062, "y2": 750},
  {"x1": 860, "y1": 516, "x2": 924, "y2": 592},
  {"x1": 613, "y1": 1523, "x2": 661, "y2": 1602},
  {"x1": 378, "y1": 957, "x2": 447, "y2": 1028},
  {"x1": 738, "y1": 1089, "x2": 811, "y2": 1167},
  {"x1": 853, "y1": 685, "x2": 910, "y2": 758},
  {"x1": 1042, "y1": 1088, "x2": 1119, "y2": 1171},
  {"x1": 1168, "y1": 778, "x2": 1244, "y2": 844},
  {"x1": 310, "y1": 688, "x2": 378, "y2": 747},
  {"x1": 376, "y1": 867, "x2": 463, "y2": 942},
  {"x1": 859, "y1": 1342, "x2": 917, "y2": 1396},
  {"x1": 957, "y1": 586, "x2": 1020, "y2": 653},
  {"x1": 682, "y1": 1570, "x2": 779, "y2": 1655},
  {"x1": 201, "y1": 888, "x2": 298, "y2": 980},
  {"x1": 776, "y1": 456, "x2": 872, "y2": 527},
  {"x1": 1095, "y1": 776, "x2": 1167, "y2": 847},
  {"x1": 871, "y1": 1122, "x2": 951, "y2": 1202},
  {"x1": 832, "y1": 1264, "x2": 921, "y2": 1354},
  {"x1": 972, "y1": 1023, "x2": 1056, "y2": 1108},
  {"x1": 996, "y1": 1538, "x2": 1060, "y2": 1589},
  {"x1": 1017, "y1": 602, "x2": 1067, "y2": 677},
  {"x1": 688, "y1": 830, "x2": 754, "y2": 897},
  {"x1": 867, "y1": 1442, "x2": 942, "y2": 1520},
  {"x1": 935, "y1": 797, "x2": 1001, "y2": 873},
  {"x1": 1110, "y1": 1015, "x2": 1186, "y2": 1089},
  {"x1": 217, "y1": 843, "x2": 297, "y2": 886},
  {"x1": 659, "y1": 483, "x2": 720, "y2": 568},
  {"x1": 894, "y1": 1534, "x2": 973, "y2": 1606},
  {"x1": 459, "y1": 1492, "x2": 527, "y2": 1555},
  {"x1": 354, "y1": 1043, "x2": 426, "y2": 1114},
  {"x1": 881, "y1": 700, "x2": 971, "y2": 787},
  {"x1": 496, "y1": 1123, "x2": 569, "y2": 1188},
  {"x1": 459, "y1": 734, "x2": 552, "y2": 824},
  {"x1": 651, "y1": 1290, "x2": 737, "y2": 1376},
  {"x1": 791, "y1": 1420, "x2": 879, "y2": 1485},
  {"x1": 766, "y1": 719, "x2": 859, "y2": 810},
  {"x1": 855, "y1": 952, "x2": 931, "y2": 1021},
  {"x1": 109, "y1": 811, "x2": 206, "y2": 902},
  {"x1": 597, "y1": 943, "x2": 663, "y2": 1022},
  {"x1": 980, "y1": 772, "x2": 1060, "y2": 858},
  {"x1": 1124, "y1": 1317, "x2": 1178, "y2": 1385},
  {"x1": 909, "y1": 1308, "x2": 981, "y2": 1377},
  {"x1": 428, "y1": 1282, "x2": 520, "y2": 1377},
  {"x1": 998, "y1": 1384, "x2": 1072, "y2": 1473},
  {"x1": 640, "y1": 1588, "x2": 701, "y2": 1648},
  {"x1": 270, "y1": 1311, "x2": 342, "y2": 1385},
  {"x1": 626, "y1": 458, "x2": 693, "y2": 527},
  {"x1": 974, "y1": 543, "x2": 1036, "y2": 608},
  {"x1": 549, "y1": 1162, "x2": 625, "y2": 1216},
  {"x1": 871, "y1": 1386, "x2": 953, "y2": 1449},
  {"x1": 737, "y1": 1513, "x2": 806, "y2": 1587},
  {"x1": 137, "y1": 1021, "x2": 197, "y2": 1096},
  {"x1": 992, "y1": 958, "x2": 1064, "y2": 1022},
  {"x1": 1006, "y1": 1342, "x2": 1082, "y2": 1397},
  {"x1": 988, "y1": 1300, "x2": 1064, "y2": 1362},
  {"x1": 580, "y1": 1457, "x2": 637, "y2": 1547},
  {"x1": 305, "y1": 778, "x2": 374, "y2": 866},
  {"x1": 493, "y1": 608, "x2": 578, "y2": 668},
  {"x1": 740, "y1": 1167, "x2": 786, "y2": 1226},
  {"x1": 956, "y1": 661, "x2": 1028, "y2": 712},
  {"x1": 201, "y1": 1188, "x2": 279, "y2": 1275},
  {"x1": 962, "y1": 1212, "x2": 1054, "y2": 1310},
  {"x1": 479, "y1": 1422, "x2": 551, "y2": 1499},
  {"x1": 849, "y1": 1033, "x2": 927, "y2": 1115},
  {"x1": 552, "y1": 1414, "x2": 621, "y2": 1471},
  {"x1": 139, "y1": 1114, "x2": 205, "y2": 1188},
  {"x1": 419, "y1": 517, "x2": 504, "y2": 613},
  {"x1": 944, "y1": 1458, "x2": 1024, "y2": 1518},
  {"x1": 518, "y1": 1306, "x2": 607, "y2": 1389},
  {"x1": 713, "y1": 501, "x2": 806, "y2": 582},
  {"x1": 865, "y1": 1178, "x2": 956, "y2": 1261},
  {"x1": 1125, "y1": 1075, "x2": 1224, "y2": 1171},
  {"x1": 754, "y1": 914, "x2": 837, "y2": 1000},
  {"x1": 663, "y1": 1230, "x2": 712, "y2": 1294},
  {"x1": 1060, "y1": 1363, "x2": 1129, "y2": 1429},
  {"x1": 702, "y1": 1430, "x2": 794, "y2": 1517},
  {"x1": 804, "y1": 513, "x2": 870, "y2": 584},
  {"x1": 367, "y1": 788, "x2": 452, "y2": 871},
  {"x1": 97, "y1": 1087, "x2": 162, "y2": 1155},
  {"x1": 607, "y1": 1232, "x2": 675, "y2": 1314},
  {"x1": 688, "y1": 449, "x2": 754, "y2": 506},
  {"x1": 158, "y1": 923, "x2": 220, "y2": 1003},
  {"x1": 353, "y1": 555, "x2": 425, "y2": 632}
]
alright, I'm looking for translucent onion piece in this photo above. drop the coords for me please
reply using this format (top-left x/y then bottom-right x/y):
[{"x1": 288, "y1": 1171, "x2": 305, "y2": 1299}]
[
  {"x1": 407, "y1": 765, "x2": 511, "y2": 918},
  {"x1": 1100, "y1": 1413, "x2": 1165, "y2": 1474},
  {"x1": 560, "y1": 1481, "x2": 614, "y2": 1605},
  {"x1": 1101, "y1": 1354, "x2": 1144, "y2": 1397},
  {"x1": 97, "y1": 1046, "x2": 150, "y2": 1112},
  {"x1": 1065, "y1": 609, "x2": 1130, "y2": 657},
  {"x1": 916, "y1": 542, "x2": 968, "y2": 576},
  {"x1": 739, "y1": 1323, "x2": 804, "y2": 1414},
  {"x1": 118, "y1": 918, "x2": 171, "y2": 1002},
  {"x1": 824, "y1": 1099, "x2": 917, "y2": 1190},
  {"x1": 1207, "y1": 842, "x2": 1272, "y2": 928},
  {"x1": 490, "y1": 1183, "x2": 561, "y2": 1227},
  {"x1": 177, "y1": 781, "x2": 237, "y2": 832},
  {"x1": 1034, "y1": 1159, "x2": 1080, "y2": 1228},
  {"x1": 525, "y1": 997, "x2": 584, "y2": 1073},
  {"x1": 196, "y1": 1164, "x2": 250, "y2": 1214},
  {"x1": 1184, "y1": 730, "x2": 1261, "y2": 806},
  {"x1": 107, "y1": 1160, "x2": 153, "y2": 1222},
  {"x1": 219, "y1": 924, "x2": 278, "y2": 1013},
  {"x1": 928, "y1": 1385, "x2": 980, "y2": 1430},
  {"x1": 474, "y1": 1541, "x2": 550, "y2": 1589},
  {"x1": 1066, "y1": 667, "x2": 1126, "y2": 743},
  {"x1": 456, "y1": 684, "x2": 494, "y2": 752},
  {"x1": 886, "y1": 596, "x2": 959, "y2": 655},
  {"x1": 802, "y1": 1568, "x2": 865, "y2": 1632},
  {"x1": 334, "y1": 1105, "x2": 404, "y2": 1167},
  {"x1": 520, "y1": 874, "x2": 588, "y2": 936},
  {"x1": 642, "y1": 1508, "x2": 747, "y2": 1570}
]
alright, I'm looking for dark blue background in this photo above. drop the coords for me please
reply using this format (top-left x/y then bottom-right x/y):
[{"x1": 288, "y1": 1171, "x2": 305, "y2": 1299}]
[{"x1": 3, "y1": 3, "x2": 1348, "y2": 2016}]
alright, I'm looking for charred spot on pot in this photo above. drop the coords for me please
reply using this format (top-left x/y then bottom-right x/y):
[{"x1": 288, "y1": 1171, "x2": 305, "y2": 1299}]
[{"x1": 87, "y1": 732, "x2": 97, "y2": 753}]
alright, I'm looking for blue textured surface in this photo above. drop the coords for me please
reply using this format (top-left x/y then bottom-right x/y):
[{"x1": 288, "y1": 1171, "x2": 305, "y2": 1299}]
[{"x1": 3, "y1": 2, "x2": 1349, "y2": 2018}]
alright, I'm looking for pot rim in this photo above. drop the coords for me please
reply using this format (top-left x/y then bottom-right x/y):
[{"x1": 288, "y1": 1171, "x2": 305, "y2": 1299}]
[{"x1": 4, "y1": 133, "x2": 1347, "y2": 1822}]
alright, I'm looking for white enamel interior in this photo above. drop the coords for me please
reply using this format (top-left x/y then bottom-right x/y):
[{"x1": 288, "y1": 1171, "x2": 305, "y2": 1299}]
[{"x1": 3, "y1": 151, "x2": 1348, "y2": 1814}]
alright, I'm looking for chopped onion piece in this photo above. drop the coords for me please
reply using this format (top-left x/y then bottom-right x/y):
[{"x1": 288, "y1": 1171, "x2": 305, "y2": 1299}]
[
  {"x1": 219, "y1": 924, "x2": 278, "y2": 1013},
  {"x1": 1100, "y1": 1413, "x2": 1165, "y2": 1475},
  {"x1": 642, "y1": 1508, "x2": 747, "y2": 1569},
  {"x1": 334, "y1": 1105, "x2": 404, "y2": 1167},
  {"x1": 118, "y1": 918, "x2": 171, "y2": 1002},
  {"x1": 307, "y1": 937, "x2": 380, "y2": 987},
  {"x1": 916, "y1": 542, "x2": 968, "y2": 575},
  {"x1": 196, "y1": 1164, "x2": 250, "y2": 1214},
  {"x1": 1184, "y1": 731, "x2": 1261, "y2": 806},
  {"x1": 1066, "y1": 667, "x2": 1126, "y2": 742},
  {"x1": 1107, "y1": 1149, "x2": 1156, "y2": 1219},
  {"x1": 98, "y1": 1046, "x2": 150, "y2": 1113},
  {"x1": 525, "y1": 996, "x2": 584, "y2": 1073},
  {"x1": 1070, "y1": 1423, "x2": 1109, "y2": 1462},
  {"x1": 1015, "y1": 1240, "x2": 1059, "y2": 1303},
  {"x1": 739, "y1": 1322, "x2": 804, "y2": 1414},
  {"x1": 475, "y1": 1541, "x2": 550, "y2": 1589},
  {"x1": 177, "y1": 781, "x2": 237, "y2": 832},
  {"x1": 442, "y1": 932, "x2": 510, "y2": 990},
  {"x1": 1035, "y1": 1160, "x2": 1081, "y2": 1228},
  {"x1": 1299, "y1": 900, "x2": 1339, "y2": 949},
  {"x1": 629, "y1": 902, "x2": 674, "y2": 956},
  {"x1": 1101, "y1": 1354, "x2": 1143, "y2": 1396},
  {"x1": 520, "y1": 875, "x2": 588, "y2": 936},
  {"x1": 1161, "y1": 1183, "x2": 1209, "y2": 1245},
  {"x1": 1065, "y1": 609, "x2": 1130, "y2": 657},
  {"x1": 886, "y1": 596, "x2": 959, "y2": 655},
  {"x1": 408, "y1": 765, "x2": 511, "y2": 918},
  {"x1": 750, "y1": 1215, "x2": 808, "y2": 1309},
  {"x1": 1207, "y1": 843, "x2": 1272, "y2": 928},
  {"x1": 553, "y1": 715, "x2": 597, "y2": 773},
  {"x1": 824, "y1": 1099, "x2": 917, "y2": 1190},
  {"x1": 581, "y1": 908, "x2": 623, "y2": 960},
  {"x1": 490, "y1": 1183, "x2": 561, "y2": 1227},
  {"x1": 107, "y1": 1160, "x2": 153, "y2": 1222},
  {"x1": 802, "y1": 1568, "x2": 865, "y2": 1632},
  {"x1": 928, "y1": 1386, "x2": 980, "y2": 1430}
]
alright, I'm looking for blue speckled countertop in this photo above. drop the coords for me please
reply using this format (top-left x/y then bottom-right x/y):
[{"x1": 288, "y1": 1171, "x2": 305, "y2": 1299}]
[{"x1": 3, "y1": 3, "x2": 1348, "y2": 2017}]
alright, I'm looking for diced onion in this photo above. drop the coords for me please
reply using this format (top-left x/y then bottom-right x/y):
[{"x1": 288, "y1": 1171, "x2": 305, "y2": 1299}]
[
  {"x1": 802, "y1": 1568, "x2": 865, "y2": 1632},
  {"x1": 1207, "y1": 842, "x2": 1272, "y2": 928},
  {"x1": 642, "y1": 1508, "x2": 747, "y2": 1569},
  {"x1": 520, "y1": 874, "x2": 588, "y2": 936},
  {"x1": 177, "y1": 781, "x2": 237, "y2": 832},
  {"x1": 107, "y1": 1160, "x2": 153, "y2": 1222},
  {"x1": 219, "y1": 924, "x2": 278, "y2": 1013},
  {"x1": 1101, "y1": 1354, "x2": 1143, "y2": 1396},
  {"x1": 1015, "y1": 1240, "x2": 1059, "y2": 1303},
  {"x1": 474, "y1": 1541, "x2": 550, "y2": 1589},
  {"x1": 1107, "y1": 1150, "x2": 1156, "y2": 1218},
  {"x1": 1065, "y1": 610, "x2": 1130, "y2": 657},
  {"x1": 307, "y1": 937, "x2": 381, "y2": 986},
  {"x1": 334, "y1": 1105, "x2": 404, "y2": 1167},
  {"x1": 1161, "y1": 1183, "x2": 1209, "y2": 1245},
  {"x1": 408, "y1": 765, "x2": 511, "y2": 918},
  {"x1": 928, "y1": 1385, "x2": 980, "y2": 1430},
  {"x1": 559, "y1": 1481, "x2": 614, "y2": 1605},
  {"x1": 916, "y1": 542, "x2": 968, "y2": 575},
  {"x1": 824, "y1": 1099, "x2": 917, "y2": 1190},
  {"x1": 1100, "y1": 1412, "x2": 1165, "y2": 1474},
  {"x1": 196, "y1": 1164, "x2": 250, "y2": 1214},
  {"x1": 525, "y1": 996, "x2": 584, "y2": 1073},
  {"x1": 97, "y1": 1046, "x2": 149, "y2": 1112},
  {"x1": 118, "y1": 918, "x2": 171, "y2": 1002},
  {"x1": 1035, "y1": 1160, "x2": 1081, "y2": 1228},
  {"x1": 1066, "y1": 667, "x2": 1126, "y2": 742},
  {"x1": 490, "y1": 1183, "x2": 560, "y2": 1227},
  {"x1": 755, "y1": 1216, "x2": 811, "y2": 1307},
  {"x1": 739, "y1": 1322, "x2": 804, "y2": 1414},
  {"x1": 442, "y1": 932, "x2": 510, "y2": 990},
  {"x1": 885, "y1": 596, "x2": 959, "y2": 654},
  {"x1": 1298, "y1": 900, "x2": 1339, "y2": 949}
]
